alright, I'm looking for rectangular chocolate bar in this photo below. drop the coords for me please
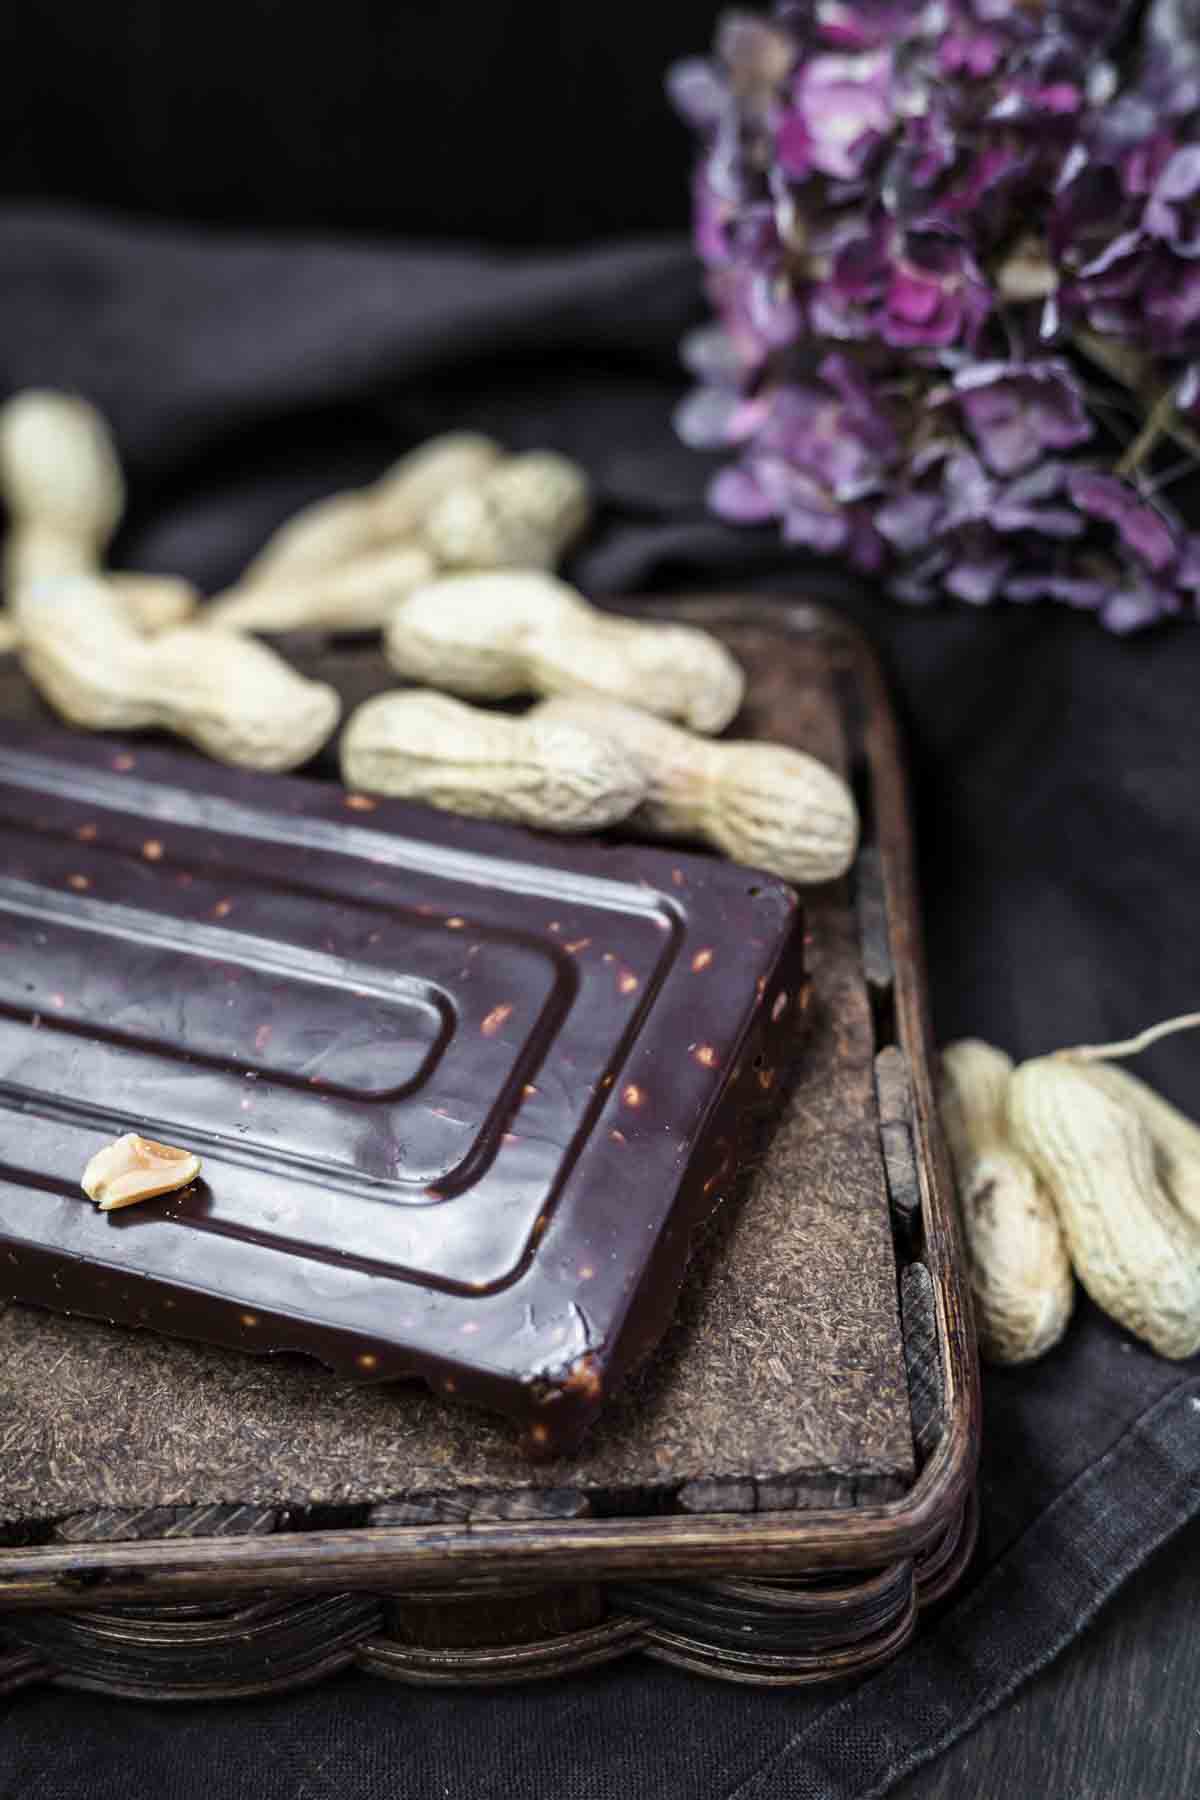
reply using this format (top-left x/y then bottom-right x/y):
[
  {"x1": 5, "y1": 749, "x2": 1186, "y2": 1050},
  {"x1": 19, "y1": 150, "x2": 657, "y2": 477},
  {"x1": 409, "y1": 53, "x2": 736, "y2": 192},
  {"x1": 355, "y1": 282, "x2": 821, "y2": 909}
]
[{"x1": 0, "y1": 722, "x2": 803, "y2": 1453}]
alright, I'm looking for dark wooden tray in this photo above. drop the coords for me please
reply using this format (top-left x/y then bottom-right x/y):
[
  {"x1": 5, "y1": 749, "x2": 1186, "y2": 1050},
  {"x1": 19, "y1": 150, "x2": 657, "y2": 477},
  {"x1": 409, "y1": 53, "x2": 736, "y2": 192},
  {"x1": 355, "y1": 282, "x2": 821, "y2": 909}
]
[{"x1": 0, "y1": 595, "x2": 980, "y2": 1695}]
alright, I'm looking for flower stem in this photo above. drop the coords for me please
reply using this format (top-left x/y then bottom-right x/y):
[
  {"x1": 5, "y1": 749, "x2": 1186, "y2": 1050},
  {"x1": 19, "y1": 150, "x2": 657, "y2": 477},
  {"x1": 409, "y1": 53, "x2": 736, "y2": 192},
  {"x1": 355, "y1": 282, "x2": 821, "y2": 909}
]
[
  {"x1": 1074, "y1": 331, "x2": 1200, "y2": 470},
  {"x1": 1114, "y1": 384, "x2": 1183, "y2": 479}
]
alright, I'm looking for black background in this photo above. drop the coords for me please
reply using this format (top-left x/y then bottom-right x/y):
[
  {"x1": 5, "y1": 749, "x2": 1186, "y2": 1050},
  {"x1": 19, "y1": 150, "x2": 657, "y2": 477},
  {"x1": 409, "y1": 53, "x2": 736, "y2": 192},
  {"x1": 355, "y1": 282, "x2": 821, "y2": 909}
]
[{"x1": 0, "y1": 0, "x2": 724, "y2": 245}]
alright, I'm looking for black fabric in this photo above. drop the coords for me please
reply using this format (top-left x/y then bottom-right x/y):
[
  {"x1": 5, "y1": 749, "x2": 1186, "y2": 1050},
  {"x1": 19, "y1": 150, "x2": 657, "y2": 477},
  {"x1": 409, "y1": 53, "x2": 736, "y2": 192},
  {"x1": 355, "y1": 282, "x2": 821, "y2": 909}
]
[
  {"x1": 0, "y1": 1, "x2": 725, "y2": 246},
  {"x1": 1, "y1": 205, "x2": 1199, "y2": 1799}
]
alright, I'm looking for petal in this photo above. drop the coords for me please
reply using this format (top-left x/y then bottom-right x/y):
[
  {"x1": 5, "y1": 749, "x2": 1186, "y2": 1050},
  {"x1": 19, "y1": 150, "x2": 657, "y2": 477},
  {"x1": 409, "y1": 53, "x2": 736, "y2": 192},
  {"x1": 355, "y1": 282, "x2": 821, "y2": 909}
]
[
  {"x1": 673, "y1": 385, "x2": 744, "y2": 450},
  {"x1": 708, "y1": 463, "x2": 778, "y2": 524},
  {"x1": 1067, "y1": 471, "x2": 1179, "y2": 570},
  {"x1": 1154, "y1": 144, "x2": 1200, "y2": 203},
  {"x1": 782, "y1": 500, "x2": 849, "y2": 552},
  {"x1": 888, "y1": 271, "x2": 941, "y2": 324},
  {"x1": 875, "y1": 491, "x2": 943, "y2": 551},
  {"x1": 775, "y1": 113, "x2": 814, "y2": 179},
  {"x1": 680, "y1": 323, "x2": 745, "y2": 384},
  {"x1": 945, "y1": 555, "x2": 1009, "y2": 604},
  {"x1": 666, "y1": 58, "x2": 728, "y2": 131}
]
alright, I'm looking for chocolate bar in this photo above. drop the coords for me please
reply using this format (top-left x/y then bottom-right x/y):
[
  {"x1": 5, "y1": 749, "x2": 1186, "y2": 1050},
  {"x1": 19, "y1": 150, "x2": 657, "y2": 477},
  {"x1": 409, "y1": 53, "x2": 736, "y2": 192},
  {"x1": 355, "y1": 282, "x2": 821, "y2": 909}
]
[{"x1": 0, "y1": 723, "x2": 804, "y2": 1453}]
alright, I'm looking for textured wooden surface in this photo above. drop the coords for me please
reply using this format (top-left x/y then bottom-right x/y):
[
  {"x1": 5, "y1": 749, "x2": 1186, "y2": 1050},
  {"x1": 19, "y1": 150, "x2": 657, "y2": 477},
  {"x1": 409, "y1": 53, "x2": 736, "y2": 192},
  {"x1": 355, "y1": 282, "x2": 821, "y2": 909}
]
[{"x1": 0, "y1": 612, "x2": 915, "y2": 1526}]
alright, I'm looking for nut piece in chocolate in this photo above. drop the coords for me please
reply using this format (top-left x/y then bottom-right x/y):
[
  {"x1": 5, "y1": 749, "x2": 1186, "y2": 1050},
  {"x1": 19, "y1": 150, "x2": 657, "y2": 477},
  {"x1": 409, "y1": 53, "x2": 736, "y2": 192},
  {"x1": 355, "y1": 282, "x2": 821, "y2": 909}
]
[{"x1": 81, "y1": 1133, "x2": 202, "y2": 1211}]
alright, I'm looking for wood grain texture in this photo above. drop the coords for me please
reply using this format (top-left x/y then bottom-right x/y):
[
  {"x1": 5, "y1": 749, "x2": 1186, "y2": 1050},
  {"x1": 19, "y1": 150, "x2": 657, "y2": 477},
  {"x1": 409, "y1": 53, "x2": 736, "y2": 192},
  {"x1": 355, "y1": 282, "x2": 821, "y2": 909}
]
[
  {"x1": 900, "y1": 1265, "x2": 943, "y2": 1469},
  {"x1": 0, "y1": 609, "x2": 915, "y2": 1525},
  {"x1": 51, "y1": 1506, "x2": 277, "y2": 1545},
  {"x1": 0, "y1": 1506, "x2": 973, "y2": 1694}
]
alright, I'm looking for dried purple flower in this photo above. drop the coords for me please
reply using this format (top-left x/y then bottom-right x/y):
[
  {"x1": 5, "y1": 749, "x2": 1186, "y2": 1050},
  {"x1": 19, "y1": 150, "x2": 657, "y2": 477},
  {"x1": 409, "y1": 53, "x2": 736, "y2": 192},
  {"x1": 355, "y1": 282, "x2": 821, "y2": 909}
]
[
  {"x1": 709, "y1": 462, "x2": 779, "y2": 525},
  {"x1": 940, "y1": 30, "x2": 1005, "y2": 81},
  {"x1": 1144, "y1": 145, "x2": 1200, "y2": 253},
  {"x1": 1066, "y1": 472, "x2": 1179, "y2": 571},
  {"x1": 666, "y1": 59, "x2": 727, "y2": 133},
  {"x1": 777, "y1": 50, "x2": 896, "y2": 181},
  {"x1": 1141, "y1": 0, "x2": 1200, "y2": 119},
  {"x1": 874, "y1": 489, "x2": 943, "y2": 553},
  {"x1": 707, "y1": 352, "x2": 899, "y2": 569},
  {"x1": 669, "y1": 0, "x2": 1200, "y2": 631},
  {"x1": 953, "y1": 360, "x2": 1093, "y2": 476},
  {"x1": 807, "y1": 2, "x2": 916, "y2": 53},
  {"x1": 884, "y1": 231, "x2": 992, "y2": 349},
  {"x1": 810, "y1": 217, "x2": 991, "y2": 348}
]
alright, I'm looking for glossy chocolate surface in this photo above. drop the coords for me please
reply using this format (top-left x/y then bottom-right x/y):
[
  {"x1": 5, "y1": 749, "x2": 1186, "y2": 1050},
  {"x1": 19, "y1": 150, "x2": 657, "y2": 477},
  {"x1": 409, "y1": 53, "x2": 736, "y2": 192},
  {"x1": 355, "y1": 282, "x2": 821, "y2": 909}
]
[{"x1": 0, "y1": 723, "x2": 803, "y2": 1452}]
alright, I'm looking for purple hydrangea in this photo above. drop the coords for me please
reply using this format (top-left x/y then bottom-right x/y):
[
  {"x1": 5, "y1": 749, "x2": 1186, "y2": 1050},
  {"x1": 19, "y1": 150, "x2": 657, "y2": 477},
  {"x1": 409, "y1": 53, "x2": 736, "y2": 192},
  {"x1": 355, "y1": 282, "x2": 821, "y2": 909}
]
[
  {"x1": 668, "y1": 0, "x2": 1200, "y2": 630},
  {"x1": 884, "y1": 231, "x2": 992, "y2": 349},
  {"x1": 1066, "y1": 470, "x2": 1180, "y2": 569},
  {"x1": 706, "y1": 353, "x2": 897, "y2": 569},
  {"x1": 777, "y1": 50, "x2": 896, "y2": 181},
  {"x1": 1053, "y1": 132, "x2": 1200, "y2": 354},
  {"x1": 951, "y1": 360, "x2": 1093, "y2": 476},
  {"x1": 809, "y1": 215, "x2": 993, "y2": 348}
]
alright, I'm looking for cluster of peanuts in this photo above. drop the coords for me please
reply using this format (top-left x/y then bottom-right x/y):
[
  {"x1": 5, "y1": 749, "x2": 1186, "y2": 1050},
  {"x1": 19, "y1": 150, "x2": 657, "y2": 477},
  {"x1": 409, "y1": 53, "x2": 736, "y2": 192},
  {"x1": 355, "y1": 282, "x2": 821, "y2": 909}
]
[
  {"x1": 0, "y1": 389, "x2": 859, "y2": 887},
  {"x1": 941, "y1": 1016, "x2": 1200, "y2": 1368}
]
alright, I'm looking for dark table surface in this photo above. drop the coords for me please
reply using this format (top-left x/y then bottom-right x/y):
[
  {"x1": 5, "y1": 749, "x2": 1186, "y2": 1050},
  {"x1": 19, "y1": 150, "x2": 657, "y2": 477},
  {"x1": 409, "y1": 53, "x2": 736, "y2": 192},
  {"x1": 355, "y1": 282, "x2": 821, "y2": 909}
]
[{"x1": 898, "y1": 1522, "x2": 1200, "y2": 1799}]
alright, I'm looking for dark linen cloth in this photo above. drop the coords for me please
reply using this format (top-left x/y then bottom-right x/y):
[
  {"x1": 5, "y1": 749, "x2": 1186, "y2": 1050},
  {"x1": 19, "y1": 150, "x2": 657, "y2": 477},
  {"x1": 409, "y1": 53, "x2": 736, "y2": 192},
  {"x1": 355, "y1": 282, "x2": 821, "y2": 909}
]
[{"x1": 1, "y1": 205, "x2": 1199, "y2": 1800}]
